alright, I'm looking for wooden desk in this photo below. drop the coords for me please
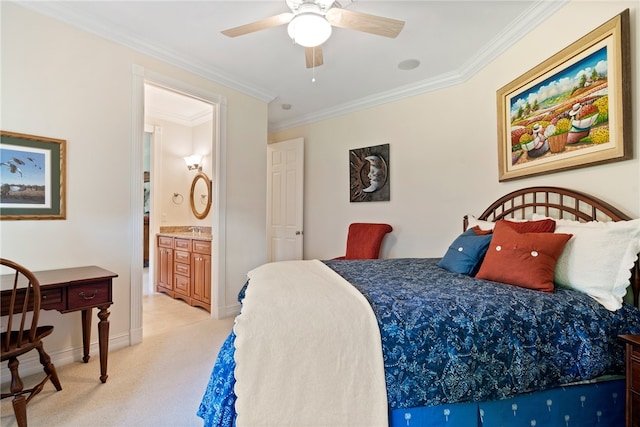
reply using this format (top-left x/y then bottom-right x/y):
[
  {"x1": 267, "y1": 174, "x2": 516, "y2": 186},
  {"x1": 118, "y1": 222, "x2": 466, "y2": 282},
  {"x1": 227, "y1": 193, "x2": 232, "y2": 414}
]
[{"x1": 1, "y1": 266, "x2": 118, "y2": 383}]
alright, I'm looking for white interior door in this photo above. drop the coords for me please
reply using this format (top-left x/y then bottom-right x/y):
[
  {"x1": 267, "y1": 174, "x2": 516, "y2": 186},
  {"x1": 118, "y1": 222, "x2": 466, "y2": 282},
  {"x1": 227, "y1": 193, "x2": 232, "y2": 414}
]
[{"x1": 267, "y1": 138, "x2": 304, "y2": 262}]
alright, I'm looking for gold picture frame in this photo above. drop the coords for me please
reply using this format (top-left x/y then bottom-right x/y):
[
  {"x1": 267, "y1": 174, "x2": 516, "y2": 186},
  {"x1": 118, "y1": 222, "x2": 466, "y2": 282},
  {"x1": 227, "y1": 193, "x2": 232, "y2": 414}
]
[
  {"x1": 1, "y1": 131, "x2": 67, "y2": 220},
  {"x1": 496, "y1": 9, "x2": 631, "y2": 182}
]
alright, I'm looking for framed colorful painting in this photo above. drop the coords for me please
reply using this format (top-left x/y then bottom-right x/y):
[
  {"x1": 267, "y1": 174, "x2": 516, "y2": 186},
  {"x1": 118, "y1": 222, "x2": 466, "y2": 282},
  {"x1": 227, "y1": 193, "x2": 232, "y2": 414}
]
[
  {"x1": 0, "y1": 131, "x2": 66, "y2": 220},
  {"x1": 496, "y1": 9, "x2": 631, "y2": 181}
]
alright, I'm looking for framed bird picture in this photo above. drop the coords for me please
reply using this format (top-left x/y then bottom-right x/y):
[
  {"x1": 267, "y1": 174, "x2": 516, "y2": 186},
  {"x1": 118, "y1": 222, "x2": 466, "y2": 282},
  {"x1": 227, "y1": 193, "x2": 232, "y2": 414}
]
[{"x1": 1, "y1": 131, "x2": 66, "y2": 220}]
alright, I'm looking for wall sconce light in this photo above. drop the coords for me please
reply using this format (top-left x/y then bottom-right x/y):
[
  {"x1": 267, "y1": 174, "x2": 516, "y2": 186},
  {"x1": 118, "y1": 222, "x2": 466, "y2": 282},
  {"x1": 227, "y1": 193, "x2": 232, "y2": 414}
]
[{"x1": 184, "y1": 154, "x2": 202, "y2": 171}]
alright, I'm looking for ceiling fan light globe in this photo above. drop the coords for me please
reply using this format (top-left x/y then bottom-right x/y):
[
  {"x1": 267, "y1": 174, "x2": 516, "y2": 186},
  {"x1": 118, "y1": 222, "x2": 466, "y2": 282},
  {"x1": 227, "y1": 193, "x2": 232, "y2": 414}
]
[{"x1": 287, "y1": 13, "x2": 332, "y2": 47}]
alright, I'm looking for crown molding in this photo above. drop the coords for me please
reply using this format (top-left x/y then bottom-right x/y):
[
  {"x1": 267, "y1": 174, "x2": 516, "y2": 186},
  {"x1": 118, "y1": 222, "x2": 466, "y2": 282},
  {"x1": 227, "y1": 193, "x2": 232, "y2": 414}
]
[
  {"x1": 14, "y1": 0, "x2": 567, "y2": 133},
  {"x1": 268, "y1": 0, "x2": 568, "y2": 132},
  {"x1": 14, "y1": 0, "x2": 277, "y2": 104},
  {"x1": 269, "y1": 70, "x2": 465, "y2": 131},
  {"x1": 457, "y1": 0, "x2": 567, "y2": 80}
]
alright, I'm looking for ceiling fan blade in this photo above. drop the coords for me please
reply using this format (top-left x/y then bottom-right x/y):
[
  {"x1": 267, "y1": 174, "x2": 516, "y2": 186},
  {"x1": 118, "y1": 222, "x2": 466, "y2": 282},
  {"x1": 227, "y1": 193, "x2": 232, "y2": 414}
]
[
  {"x1": 326, "y1": 8, "x2": 404, "y2": 38},
  {"x1": 221, "y1": 12, "x2": 293, "y2": 37},
  {"x1": 305, "y1": 46, "x2": 324, "y2": 69}
]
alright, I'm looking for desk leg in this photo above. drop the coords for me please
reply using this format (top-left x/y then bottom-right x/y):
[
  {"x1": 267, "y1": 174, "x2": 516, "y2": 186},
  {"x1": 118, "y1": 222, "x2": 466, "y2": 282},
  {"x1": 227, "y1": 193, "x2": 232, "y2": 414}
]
[
  {"x1": 81, "y1": 308, "x2": 92, "y2": 363},
  {"x1": 97, "y1": 305, "x2": 110, "y2": 383}
]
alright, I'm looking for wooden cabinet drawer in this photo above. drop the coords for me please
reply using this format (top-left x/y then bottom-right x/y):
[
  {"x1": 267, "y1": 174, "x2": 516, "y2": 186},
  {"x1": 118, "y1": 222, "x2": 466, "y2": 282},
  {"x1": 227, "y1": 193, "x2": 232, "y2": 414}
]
[
  {"x1": 158, "y1": 235, "x2": 173, "y2": 248},
  {"x1": 67, "y1": 282, "x2": 111, "y2": 310},
  {"x1": 174, "y1": 274, "x2": 190, "y2": 295},
  {"x1": 632, "y1": 391, "x2": 640, "y2": 427},
  {"x1": 193, "y1": 239, "x2": 211, "y2": 255},
  {"x1": 632, "y1": 359, "x2": 640, "y2": 393},
  {"x1": 174, "y1": 261, "x2": 190, "y2": 277},
  {"x1": 174, "y1": 250, "x2": 190, "y2": 264},
  {"x1": 174, "y1": 238, "x2": 191, "y2": 251}
]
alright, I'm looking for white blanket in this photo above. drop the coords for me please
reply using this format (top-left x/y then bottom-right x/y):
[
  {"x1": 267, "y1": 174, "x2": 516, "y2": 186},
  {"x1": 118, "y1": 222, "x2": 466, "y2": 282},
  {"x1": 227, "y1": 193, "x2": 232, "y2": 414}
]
[{"x1": 233, "y1": 259, "x2": 388, "y2": 427}]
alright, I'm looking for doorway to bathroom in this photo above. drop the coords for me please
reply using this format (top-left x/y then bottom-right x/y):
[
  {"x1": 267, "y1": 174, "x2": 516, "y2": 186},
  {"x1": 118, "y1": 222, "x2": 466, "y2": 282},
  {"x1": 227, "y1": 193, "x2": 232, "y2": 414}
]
[
  {"x1": 142, "y1": 82, "x2": 217, "y2": 337},
  {"x1": 131, "y1": 66, "x2": 228, "y2": 345}
]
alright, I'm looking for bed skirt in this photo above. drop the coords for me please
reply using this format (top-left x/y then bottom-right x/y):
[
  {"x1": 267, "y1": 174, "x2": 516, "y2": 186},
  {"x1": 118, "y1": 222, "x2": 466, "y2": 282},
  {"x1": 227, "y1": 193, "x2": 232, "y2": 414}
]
[
  {"x1": 198, "y1": 331, "x2": 625, "y2": 427},
  {"x1": 389, "y1": 377, "x2": 625, "y2": 427}
]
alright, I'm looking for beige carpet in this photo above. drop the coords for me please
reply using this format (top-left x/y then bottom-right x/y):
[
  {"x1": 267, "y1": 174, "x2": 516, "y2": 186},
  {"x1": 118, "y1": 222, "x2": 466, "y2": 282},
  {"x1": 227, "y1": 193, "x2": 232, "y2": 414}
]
[{"x1": 1, "y1": 293, "x2": 235, "y2": 427}]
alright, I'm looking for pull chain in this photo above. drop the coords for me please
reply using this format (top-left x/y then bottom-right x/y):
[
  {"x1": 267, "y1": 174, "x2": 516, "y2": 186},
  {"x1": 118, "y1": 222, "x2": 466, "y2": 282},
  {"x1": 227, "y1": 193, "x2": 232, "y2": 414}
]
[{"x1": 312, "y1": 46, "x2": 316, "y2": 82}]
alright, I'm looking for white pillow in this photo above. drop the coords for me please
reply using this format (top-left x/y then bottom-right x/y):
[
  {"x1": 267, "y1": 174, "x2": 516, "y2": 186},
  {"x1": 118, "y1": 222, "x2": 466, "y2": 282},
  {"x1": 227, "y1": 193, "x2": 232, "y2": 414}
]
[
  {"x1": 532, "y1": 214, "x2": 640, "y2": 310},
  {"x1": 466, "y1": 215, "x2": 528, "y2": 231},
  {"x1": 466, "y1": 215, "x2": 495, "y2": 231}
]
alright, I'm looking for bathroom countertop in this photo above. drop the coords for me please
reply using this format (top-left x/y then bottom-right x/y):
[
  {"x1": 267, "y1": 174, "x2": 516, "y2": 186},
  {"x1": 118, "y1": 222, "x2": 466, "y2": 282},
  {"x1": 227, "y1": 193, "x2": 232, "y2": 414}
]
[
  {"x1": 157, "y1": 226, "x2": 212, "y2": 241},
  {"x1": 157, "y1": 231, "x2": 212, "y2": 241}
]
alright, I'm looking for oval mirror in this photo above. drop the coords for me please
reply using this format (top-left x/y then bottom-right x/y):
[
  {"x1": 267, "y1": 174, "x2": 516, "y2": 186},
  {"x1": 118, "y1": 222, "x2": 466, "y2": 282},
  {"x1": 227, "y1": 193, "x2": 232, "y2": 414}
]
[{"x1": 190, "y1": 172, "x2": 212, "y2": 220}]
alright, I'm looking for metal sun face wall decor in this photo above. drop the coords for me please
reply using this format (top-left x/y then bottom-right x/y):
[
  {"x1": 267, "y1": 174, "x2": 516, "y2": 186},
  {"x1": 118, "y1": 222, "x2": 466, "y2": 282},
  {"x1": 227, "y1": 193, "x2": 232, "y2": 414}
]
[{"x1": 349, "y1": 143, "x2": 390, "y2": 203}]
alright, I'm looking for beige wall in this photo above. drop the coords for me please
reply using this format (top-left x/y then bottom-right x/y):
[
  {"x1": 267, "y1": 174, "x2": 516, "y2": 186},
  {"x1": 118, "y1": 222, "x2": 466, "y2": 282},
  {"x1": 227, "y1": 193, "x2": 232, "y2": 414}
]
[
  {"x1": 271, "y1": 0, "x2": 639, "y2": 261},
  {"x1": 145, "y1": 118, "x2": 215, "y2": 227},
  {"x1": 1, "y1": 2, "x2": 267, "y2": 371},
  {"x1": 148, "y1": 119, "x2": 202, "y2": 226}
]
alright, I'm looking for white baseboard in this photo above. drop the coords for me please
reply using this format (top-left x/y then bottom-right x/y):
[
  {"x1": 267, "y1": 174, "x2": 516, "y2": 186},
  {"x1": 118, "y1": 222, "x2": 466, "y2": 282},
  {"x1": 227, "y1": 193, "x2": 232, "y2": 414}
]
[
  {"x1": 129, "y1": 326, "x2": 143, "y2": 345},
  {"x1": 0, "y1": 332, "x2": 130, "y2": 386},
  {"x1": 221, "y1": 303, "x2": 240, "y2": 319}
]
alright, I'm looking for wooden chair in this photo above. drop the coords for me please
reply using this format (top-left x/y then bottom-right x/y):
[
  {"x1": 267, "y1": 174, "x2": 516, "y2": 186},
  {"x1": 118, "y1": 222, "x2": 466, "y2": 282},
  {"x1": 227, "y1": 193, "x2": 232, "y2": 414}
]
[
  {"x1": 1, "y1": 258, "x2": 62, "y2": 427},
  {"x1": 334, "y1": 223, "x2": 393, "y2": 260}
]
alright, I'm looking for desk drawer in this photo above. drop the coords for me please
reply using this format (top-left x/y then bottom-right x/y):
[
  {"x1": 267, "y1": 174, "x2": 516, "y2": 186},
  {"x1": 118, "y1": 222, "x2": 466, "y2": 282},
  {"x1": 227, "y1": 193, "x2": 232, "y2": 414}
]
[
  {"x1": 1, "y1": 287, "x2": 64, "y2": 314},
  {"x1": 67, "y1": 282, "x2": 111, "y2": 310},
  {"x1": 41, "y1": 288, "x2": 64, "y2": 309}
]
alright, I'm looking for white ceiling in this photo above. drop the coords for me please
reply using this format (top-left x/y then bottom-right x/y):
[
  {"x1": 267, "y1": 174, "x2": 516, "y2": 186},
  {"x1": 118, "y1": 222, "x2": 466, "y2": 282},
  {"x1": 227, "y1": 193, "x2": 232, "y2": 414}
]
[{"x1": 14, "y1": 1, "x2": 567, "y2": 131}]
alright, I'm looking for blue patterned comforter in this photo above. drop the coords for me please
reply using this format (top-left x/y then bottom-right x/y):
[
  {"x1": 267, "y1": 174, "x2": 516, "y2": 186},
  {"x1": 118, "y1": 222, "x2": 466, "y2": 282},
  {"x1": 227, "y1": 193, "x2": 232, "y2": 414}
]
[{"x1": 198, "y1": 258, "x2": 640, "y2": 426}]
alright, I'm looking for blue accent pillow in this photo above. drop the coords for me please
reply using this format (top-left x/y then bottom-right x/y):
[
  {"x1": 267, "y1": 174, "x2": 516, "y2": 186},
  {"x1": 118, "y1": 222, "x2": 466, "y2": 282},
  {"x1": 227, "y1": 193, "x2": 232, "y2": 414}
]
[{"x1": 438, "y1": 229, "x2": 492, "y2": 276}]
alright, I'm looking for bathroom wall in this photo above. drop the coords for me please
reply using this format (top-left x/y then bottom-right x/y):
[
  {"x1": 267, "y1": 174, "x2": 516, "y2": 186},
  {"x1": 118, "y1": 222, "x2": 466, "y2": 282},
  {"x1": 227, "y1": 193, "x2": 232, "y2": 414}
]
[{"x1": 145, "y1": 114, "x2": 214, "y2": 227}]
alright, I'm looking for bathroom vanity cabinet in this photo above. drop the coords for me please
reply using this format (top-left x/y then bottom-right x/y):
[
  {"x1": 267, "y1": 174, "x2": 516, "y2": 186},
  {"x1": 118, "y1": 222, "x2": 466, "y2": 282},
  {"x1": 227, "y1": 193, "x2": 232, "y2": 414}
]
[{"x1": 156, "y1": 233, "x2": 211, "y2": 312}]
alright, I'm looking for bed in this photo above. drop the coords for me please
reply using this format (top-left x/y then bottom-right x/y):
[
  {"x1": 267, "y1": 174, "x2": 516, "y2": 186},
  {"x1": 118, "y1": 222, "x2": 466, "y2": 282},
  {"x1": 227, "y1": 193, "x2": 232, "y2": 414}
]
[{"x1": 198, "y1": 186, "x2": 640, "y2": 427}]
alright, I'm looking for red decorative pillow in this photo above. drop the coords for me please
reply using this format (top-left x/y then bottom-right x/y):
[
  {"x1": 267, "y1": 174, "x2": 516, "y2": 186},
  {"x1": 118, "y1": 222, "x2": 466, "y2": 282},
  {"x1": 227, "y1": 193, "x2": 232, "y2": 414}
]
[
  {"x1": 500, "y1": 218, "x2": 556, "y2": 233},
  {"x1": 476, "y1": 221, "x2": 572, "y2": 292},
  {"x1": 471, "y1": 226, "x2": 492, "y2": 236}
]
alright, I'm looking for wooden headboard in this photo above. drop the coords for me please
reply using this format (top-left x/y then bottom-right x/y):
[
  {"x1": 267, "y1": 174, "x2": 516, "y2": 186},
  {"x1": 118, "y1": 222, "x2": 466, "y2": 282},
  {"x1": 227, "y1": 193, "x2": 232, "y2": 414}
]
[{"x1": 463, "y1": 186, "x2": 639, "y2": 307}]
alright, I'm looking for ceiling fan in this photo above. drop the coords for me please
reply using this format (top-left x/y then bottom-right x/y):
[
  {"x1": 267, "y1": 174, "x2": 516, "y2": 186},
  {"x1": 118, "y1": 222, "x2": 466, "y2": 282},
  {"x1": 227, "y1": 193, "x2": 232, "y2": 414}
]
[{"x1": 221, "y1": 0, "x2": 405, "y2": 69}]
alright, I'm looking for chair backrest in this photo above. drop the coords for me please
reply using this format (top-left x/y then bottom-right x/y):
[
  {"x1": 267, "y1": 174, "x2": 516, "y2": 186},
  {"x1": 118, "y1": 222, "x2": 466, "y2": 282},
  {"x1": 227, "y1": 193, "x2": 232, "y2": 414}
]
[
  {"x1": 1, "y1": 258, "x2": 42, "y2": 352},
  {"x1": 344, "y1": 223, "x2": 393, "y2": 260}
]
